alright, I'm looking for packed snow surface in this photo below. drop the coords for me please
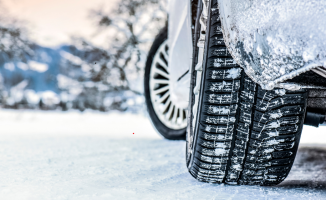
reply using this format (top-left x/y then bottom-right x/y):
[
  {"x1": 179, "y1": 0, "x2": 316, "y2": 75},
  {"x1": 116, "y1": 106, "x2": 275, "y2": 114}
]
[
  {"x1": 0, "y1": 110, "x2": 326, "y2": 199},
  {"x1": 218, "y1": 0, "x2": 326, "y2": 89}
]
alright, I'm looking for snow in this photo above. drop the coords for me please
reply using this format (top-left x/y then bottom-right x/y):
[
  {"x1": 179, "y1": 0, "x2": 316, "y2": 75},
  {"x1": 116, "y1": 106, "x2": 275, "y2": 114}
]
[
  {"x1": 266, "y1": 130, "x2": 279, "y2": 137},
  {"x1": 28, "y1": 61, "x2": 49, "y2": 73},
  {"x1": 7, "y1": 80, "x2": 29, "y2": 105},
  {"x1": 218, "y1": 0, "x2": 326, "y2": 90},
  {"x1": 4, "y1": 62, "x2": 15, "y2": 71},
  {"x1": 57, "y1": 74, "x2": 83, "y2": 95},
  {"x1": 275, "y1": 89, "x2": 286, "y2": 96},
  {"x1": 60, "y1": 51, "x2": 83, "y2": 65},
  {"x1": 270, "y1": 112, "x2": 282, "y2": 119},
  {"x1": 266, "y1": 139, "x2": 282, "y2": 146},
  {"x1": 231, "y1": 164, "x2": 242, "y2": 171},
  {"x1": 210, "y1": 106, "x2": 230, "y2": 114},
  {"x1": 1, "y1": 109, "x2": 326, "y2": 199},
  {"x1": 215, "y1": 148, "x2": 227, "y2": 155},
  {"x1": 24, "y1": 90, "x2": 40, "y2": 105},
  {"x1": 266, "y1": 121, "x2": 280, "y2": 129},
  {"x1": 214, "y1": 62, "x2": 221, "y2": 67},
  {"x1": 40, "y1": 91, "x2": 60, "y2": 106},
  {"x1": 226, "y1": 68, "x2": 241, "y2": 79},
  {"x1": 205, "y1": 125, "x2": 212, "y2": 132},
  {"x1": 17, "y1": 62, "x2": 29, "y2": 71}
]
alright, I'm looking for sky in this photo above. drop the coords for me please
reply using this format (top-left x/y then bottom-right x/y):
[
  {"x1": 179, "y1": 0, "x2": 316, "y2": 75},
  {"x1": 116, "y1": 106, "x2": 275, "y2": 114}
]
[{"x1": 2, "y1": 0, "x2": 118, "y2": 47}]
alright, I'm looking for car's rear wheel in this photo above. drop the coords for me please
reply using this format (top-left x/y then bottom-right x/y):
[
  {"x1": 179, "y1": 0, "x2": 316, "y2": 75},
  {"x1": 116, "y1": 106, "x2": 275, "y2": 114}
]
[
  {"x1": 144, "y1": 27, "x2": 187, "y2": 140},
  {"x1": 186, "y1": 0, "x2": 308, "y2": 185}
]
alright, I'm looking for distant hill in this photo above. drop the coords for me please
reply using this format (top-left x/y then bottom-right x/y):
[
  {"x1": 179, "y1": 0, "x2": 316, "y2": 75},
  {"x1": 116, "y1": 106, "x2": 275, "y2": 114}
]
[{"x1": 0, "y1": 45, "x2": 144, "y2": 112}]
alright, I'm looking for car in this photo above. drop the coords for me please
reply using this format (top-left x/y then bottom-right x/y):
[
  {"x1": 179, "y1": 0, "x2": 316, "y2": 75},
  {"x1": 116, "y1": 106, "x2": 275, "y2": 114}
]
[{"x1": 144, "y1": 0, "x2": 326, "y2": 186}]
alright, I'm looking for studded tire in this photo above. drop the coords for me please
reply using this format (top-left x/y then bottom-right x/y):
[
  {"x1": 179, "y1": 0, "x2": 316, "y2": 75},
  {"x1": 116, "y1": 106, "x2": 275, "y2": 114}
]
[{"x1": 186, "y1": 0, "x2": 308, "y2": 186}]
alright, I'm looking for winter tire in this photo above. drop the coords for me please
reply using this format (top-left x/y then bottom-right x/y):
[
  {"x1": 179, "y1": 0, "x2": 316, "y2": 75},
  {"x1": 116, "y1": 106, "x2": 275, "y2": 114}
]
[
  {"x1": 186, "y1": 0, "x2": 308, "y2": 185},
  {"x1": 144, "y1": 26, "x2": 187, "y2": 140}
]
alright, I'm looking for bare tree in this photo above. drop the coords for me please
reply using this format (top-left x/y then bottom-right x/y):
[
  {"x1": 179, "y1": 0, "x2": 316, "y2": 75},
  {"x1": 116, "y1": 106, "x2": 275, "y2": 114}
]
[
  {"x1": 0, "y1": 3, "x2": 35, "y2": 107},
  {"x1": 0, "y1": 25, "x2": 34, "y2": 63},
  {"x1": 0, "y1": 2, "x2": 34, "y2": 63},
  {"x1": 60, "y1": 0, "x2": 167, "y2": 111},
  {"x1": 74, "y1": 0, "x2": 167, "y2": 94}
]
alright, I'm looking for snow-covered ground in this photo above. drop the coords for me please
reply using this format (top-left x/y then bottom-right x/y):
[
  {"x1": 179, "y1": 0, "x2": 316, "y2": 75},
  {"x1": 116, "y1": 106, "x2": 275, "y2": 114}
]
[{"x1": 0, "y1": 110, "x2": 326, "y2": 200}]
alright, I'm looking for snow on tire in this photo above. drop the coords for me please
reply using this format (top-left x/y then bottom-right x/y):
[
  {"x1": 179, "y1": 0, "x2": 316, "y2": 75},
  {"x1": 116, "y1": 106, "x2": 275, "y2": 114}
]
[{"x1": 186, "y1": 0, "x2": 308, "y2": 186}]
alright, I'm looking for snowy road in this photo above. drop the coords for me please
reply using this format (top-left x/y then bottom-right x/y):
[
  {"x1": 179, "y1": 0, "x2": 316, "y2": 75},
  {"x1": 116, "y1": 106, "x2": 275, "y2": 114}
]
[{"x1": 0, "y1": 110, "x2": 326, "y2": 199}]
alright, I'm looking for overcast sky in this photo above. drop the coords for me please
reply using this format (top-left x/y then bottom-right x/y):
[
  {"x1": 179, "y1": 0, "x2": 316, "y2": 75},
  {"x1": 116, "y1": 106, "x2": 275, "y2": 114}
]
[{"x1": 2, "y1": 0, "x2": 118, "y2": 47}]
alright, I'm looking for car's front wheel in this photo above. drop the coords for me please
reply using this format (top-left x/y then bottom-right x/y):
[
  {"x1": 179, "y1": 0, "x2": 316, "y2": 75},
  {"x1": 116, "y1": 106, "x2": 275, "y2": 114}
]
[{"x1": 186, "y1": 0, "x2": 308, "y2": 185}]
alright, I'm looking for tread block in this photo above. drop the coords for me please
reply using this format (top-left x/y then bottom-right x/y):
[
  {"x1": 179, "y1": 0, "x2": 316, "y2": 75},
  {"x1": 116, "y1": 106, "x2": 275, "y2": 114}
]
[
  {"x1": 210, "y1": 15, "x2": 221, "y2": 26},
  {"x1": 232, "y1": 147, "x2": 245, "y2": 157},
  {"x1": 204, "y1": 93, "x2": 239, "y2": 104},
  {"x1": 240, "y1": 101, "x2": 254, "y2": 111},
  {"x1": 208, "y1": 46, "x2": 231, "y2": 58},
  {"x1": 275, "y1": 134, "x2": 296, "y2": 142},
  {"x1": 198, "y1": 138, "x2": 232, "y2": 149},
  {"x1": 206, "y1": 80, "x2": 241, "y2": 92},
  {"x1": 240, "y1": 109, "x2": 252, "y2": 123},
  {"x1": 201, "y1": 132, "x2": 233, "y2": 141},
  {"x1": 253, "y1": 116, "x2": 300, "y2": 131},
  {"x1": 272, "y1": 151, "x2": 293, "y2": 158},
  {"x1": 237, "y1": 123, "x2": 250, "y2": 138},
  {"x1": 257, "y1": 88, "x2": 285, "y2": 101},
  {"x1": 256, "y1": 94, "x2": 305, "y2": 111},
  {"x1": 195, "y1": 153, "x2": 228, "y2": 164},
  {"x1": 251, "y1": 130, "x2": 279, "y2": 140},
  {"x1": 209, "y1": 36, "x2": 225, "y2": 47},
  {"x1": 203, "y1": 114, "x2": 236, "y2": 125},
  {"x1": 235, "y1": 139, "x2": 247, "y2": 149},
  {"x1": 210, "y1": 23, "x2": 223, "y2": 37},
  {"x1": 254, "y1": 105, "x2": 304, "y2": 124},
  {"x1": 270, "y1": 158, "x2": 292, "y2": 165},
  {"x1": 200, "y1": 123, "x2": 234, "y2": 134},
  {"x1": 205, "y1": 104, "x2": 238, "y2": 115},
  {"x1": 207, "y1": 68, "x2": 242, "y2": 80},
  {"x1": 240, "y1": 90, "x2": 255, "y2": 104},
  {"x1": 267, "y1": 166, "x2": 290, "y2": 174},
  {"x1": 207, "y1": 57, "x2": 238, "y2": 68},
  {"x1": 226, "y1": 170, "x2": 240, "y2": 181},
  {"x1": 243, "y1": 77, "x2": 257, "y2": 91},
  {"x1": 194, "y1": 159, "x2": 227, "y2": 170},
  {"x1": 274, "y1": 142, "x2": 295, "y2": 150},
  {"x1": 241, "y1": 175, "x2": 264, "y2": 181},
  {"x1": 231, "y1": 156, "x2": 244, "y2": 164},
  {"x1": 197, "y1": 146, "x2": 230, "y2": 157}
]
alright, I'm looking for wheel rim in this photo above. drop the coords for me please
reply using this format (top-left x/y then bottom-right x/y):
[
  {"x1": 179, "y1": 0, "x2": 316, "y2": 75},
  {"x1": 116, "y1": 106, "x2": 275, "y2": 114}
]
[{"x1": 149, "y1": 40, "x2": 187, "y2": 130}]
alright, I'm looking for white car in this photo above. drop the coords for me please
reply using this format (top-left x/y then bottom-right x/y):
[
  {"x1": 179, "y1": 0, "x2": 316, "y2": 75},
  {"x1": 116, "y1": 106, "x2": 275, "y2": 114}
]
[{"x1": 144, "y1": 0, "x2": 326, "y2": 186}]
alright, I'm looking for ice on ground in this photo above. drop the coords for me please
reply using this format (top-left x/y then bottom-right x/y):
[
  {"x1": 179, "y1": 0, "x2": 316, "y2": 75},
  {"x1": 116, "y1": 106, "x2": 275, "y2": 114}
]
[{"x1": 0, "y1": 110, "x2": 326, "y2": 199}]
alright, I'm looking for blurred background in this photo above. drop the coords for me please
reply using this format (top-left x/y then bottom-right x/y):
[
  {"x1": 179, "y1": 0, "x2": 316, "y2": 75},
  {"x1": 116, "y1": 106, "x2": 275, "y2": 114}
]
[
  {"x1": 1, "y1": 1, "x2": 326, "y2": 199},
  {"x1": 0, "y1": 0, "x2": 167, "y2": 112}
]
